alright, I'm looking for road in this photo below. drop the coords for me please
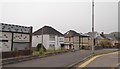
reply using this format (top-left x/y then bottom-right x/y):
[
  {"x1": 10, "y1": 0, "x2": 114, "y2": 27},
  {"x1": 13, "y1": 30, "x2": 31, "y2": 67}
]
[
  {"x1": 3, "y1": 50, "x2": 92, "y2": 67},
  {"x1": 3, "y1": 49, "x2": 118, "y2": 69},
  {"x1": 79, "y1": 51, "x2": 119, "y2": 69}
]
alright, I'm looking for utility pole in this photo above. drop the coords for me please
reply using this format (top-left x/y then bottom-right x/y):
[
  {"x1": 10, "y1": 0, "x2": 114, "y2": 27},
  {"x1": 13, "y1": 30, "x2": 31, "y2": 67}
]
[
  {"x1": 92, "y1": 0, "x2": 95, "y2": 54},
  {"x1": 41, "y1": 27, "x2": 43, "y2": 50}
]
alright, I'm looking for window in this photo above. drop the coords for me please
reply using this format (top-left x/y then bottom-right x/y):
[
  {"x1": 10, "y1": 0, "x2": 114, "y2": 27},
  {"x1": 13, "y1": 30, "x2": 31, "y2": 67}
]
[
  {"x1": 49, "y1": 35, "x2": 55, "y2": 41},
  {"x1": 36, "y1": 36, "x2": 39, "y2": 38},
  {"x1": 59, "y1": 38, "x2": 63, "y2": 42}
]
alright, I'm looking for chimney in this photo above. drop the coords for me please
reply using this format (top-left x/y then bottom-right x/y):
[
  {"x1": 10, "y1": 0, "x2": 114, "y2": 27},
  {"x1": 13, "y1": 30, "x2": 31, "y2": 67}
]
[{"x1": 101, "y1": 32, "x2": 104, "y2": 35}]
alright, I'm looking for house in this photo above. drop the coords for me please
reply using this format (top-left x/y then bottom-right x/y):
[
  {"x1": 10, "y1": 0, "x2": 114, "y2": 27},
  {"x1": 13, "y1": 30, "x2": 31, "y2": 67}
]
[
  {"x1": 64, "y1": 30, "x2": 80, "y2": 50},
  {"x1": 87, "y1": 32, "x2": 116, "y2": 48},
  {"x1": 64, "y1": 30, "x2": 90, "y2": 50},
  {"x1": 80, "y1": 33, "x2": 90, "y2": 49},
  {"x1": 32, "y1": 26, "x2": 64, "y2": 50},
  {"x1": 0, "y1": 23, "x2": 32, "y2": 58},
  {"x1": 87, "y1": 32, "x2": 103, "y2": 46}
]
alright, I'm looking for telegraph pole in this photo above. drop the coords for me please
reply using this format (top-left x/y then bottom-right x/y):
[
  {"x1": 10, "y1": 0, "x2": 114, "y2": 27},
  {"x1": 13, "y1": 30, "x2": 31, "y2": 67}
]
[
  {"x1": 92, "y1": 0, "x2": 95, "y2": 54},
  {"x1": 41, "y1": 27, "x2": 43, "y2": 50}
]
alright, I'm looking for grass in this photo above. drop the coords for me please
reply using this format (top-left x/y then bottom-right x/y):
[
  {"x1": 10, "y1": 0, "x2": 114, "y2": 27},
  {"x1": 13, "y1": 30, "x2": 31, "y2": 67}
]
[{"x1": 32, "y1": 49, "x2": 67, "y2": 56}]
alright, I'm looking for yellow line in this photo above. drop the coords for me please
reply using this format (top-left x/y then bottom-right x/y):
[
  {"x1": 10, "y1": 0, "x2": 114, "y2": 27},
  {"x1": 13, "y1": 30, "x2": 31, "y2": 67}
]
[{"x1": 79, "y1": 52, "x2": 118, "y2": 67}]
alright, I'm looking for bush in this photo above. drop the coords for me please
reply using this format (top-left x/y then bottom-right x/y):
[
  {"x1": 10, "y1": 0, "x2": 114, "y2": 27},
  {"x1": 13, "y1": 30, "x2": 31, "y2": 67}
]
[
  {"x1": 36, "y1": 43, "x2": 46, "y2": 55},
  {"x1": 99, "y1": 40, "x2": 113, "y2": 48},
  {"x1": 36, "y1": 43, "x2": 46, "y2": 52}
]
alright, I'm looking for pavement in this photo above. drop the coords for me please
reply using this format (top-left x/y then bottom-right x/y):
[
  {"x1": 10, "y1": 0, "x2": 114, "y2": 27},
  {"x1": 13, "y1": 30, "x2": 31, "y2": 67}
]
[
  {"x1": 2, "y1": 49, "x2": 118, "y2": 69},
  {"x1": 78, "y1": 50, "x2": 119, "y2": 69}
]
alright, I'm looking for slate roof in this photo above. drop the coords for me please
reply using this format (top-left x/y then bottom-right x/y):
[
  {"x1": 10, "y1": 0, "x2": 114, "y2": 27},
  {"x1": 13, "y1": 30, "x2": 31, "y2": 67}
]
[
  {"x1": 64, "y1": 30, "x2": 80, "y2": 37},
  {"x1": 33, "y1": 26, "x2": 64, "y2": 36}
]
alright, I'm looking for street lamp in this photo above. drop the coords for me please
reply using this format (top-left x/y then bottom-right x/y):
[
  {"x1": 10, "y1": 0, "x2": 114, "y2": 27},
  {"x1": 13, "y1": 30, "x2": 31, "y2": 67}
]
[{"x1": 92, "y1": 0, "x2": 95, "y2": 54}]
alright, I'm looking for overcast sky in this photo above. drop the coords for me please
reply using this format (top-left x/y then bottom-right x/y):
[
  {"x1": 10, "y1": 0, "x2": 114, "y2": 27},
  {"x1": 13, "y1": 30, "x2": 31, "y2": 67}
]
[{"x1": 0, "y1": 0, "x2": 119, "y2": 34}]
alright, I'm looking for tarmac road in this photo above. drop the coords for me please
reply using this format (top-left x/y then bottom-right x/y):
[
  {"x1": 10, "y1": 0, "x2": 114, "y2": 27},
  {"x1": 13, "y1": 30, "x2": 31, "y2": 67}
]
[{"x1": 3, "y1": 49, "x2": 118, "y2": 68}]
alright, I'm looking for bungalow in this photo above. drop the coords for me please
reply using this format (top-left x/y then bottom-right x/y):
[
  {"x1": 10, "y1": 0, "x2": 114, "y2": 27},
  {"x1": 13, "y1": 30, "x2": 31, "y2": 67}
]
[
  {"x1": 0, "y1": 23, "x2": 32, "y2": 58},
  {"x1": 32, "y1": 26, "x2": 64, "y2": 50}
]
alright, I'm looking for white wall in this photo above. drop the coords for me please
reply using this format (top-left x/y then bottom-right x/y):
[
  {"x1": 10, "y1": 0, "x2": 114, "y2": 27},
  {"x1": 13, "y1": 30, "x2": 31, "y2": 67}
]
[
  {"x1": 2, "y1": 41, "x2": 12, "y2": 52},
  {"x1": 1, "y1": 32, "x2": 12, "y2": 40},
  {"x1": 32, "y1": 35, "x2": 64, "y2": 50},
  {"x1": 57, "y1": 36, "x2": 64, "y2": 49},
  {"x1": 32, "y1": 35, "x2": 49, "y2": 49},
  {"x1": 43, "y1": 35, "x2": 49, "y2": 49},
  {"x1": 13, "y1": 33, "x2": 30, "y2": 42},
  {"x1": 55, "y1": 35, "x2": 59, "y2": 50},
  {"x1": 0, "y1": 32, "x2": 12, "y2": 52}
]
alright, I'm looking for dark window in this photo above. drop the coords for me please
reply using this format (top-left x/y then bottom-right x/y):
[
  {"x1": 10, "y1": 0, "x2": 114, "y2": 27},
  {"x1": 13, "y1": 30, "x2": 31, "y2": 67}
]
[{"x1": 0, "y1": 40, "x2": 8, "y2": 42}]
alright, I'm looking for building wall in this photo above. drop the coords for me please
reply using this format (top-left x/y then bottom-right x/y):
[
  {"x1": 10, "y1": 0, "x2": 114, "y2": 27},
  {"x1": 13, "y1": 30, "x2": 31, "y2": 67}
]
[
  {"x1": 64, "y1": 36, "x2": 79, "y2": 50},
  {"x1": 73, "y1": 36, "x2": 79, "y2": 50},
  {"x1": 0, "y1": 23, "x2": 32, "y2": 52},
  {"x1": 0, "y1": 32, "x2": 12, "y2": 52},
  {"x1": 13, "y1": 33, "x2": 30, "y2": 51},
  {"x1": 64, "y1": 36, "x2": 90, "y2": 50},
  {"x1": 48, "y1": 35, "x2": 64, "y2": 50},
  {"x1": 32, "y1": 35, "x2": 49, "y2": 49},
  {"x1": 13, "y1": 33, "x2": 30, "y2": 42},
  {"x1": 32, "y1": 35, "x2": 64, "y2": 50},
  {"x1": 81, "y1": 37, "x2": 89, "y2": 46}
]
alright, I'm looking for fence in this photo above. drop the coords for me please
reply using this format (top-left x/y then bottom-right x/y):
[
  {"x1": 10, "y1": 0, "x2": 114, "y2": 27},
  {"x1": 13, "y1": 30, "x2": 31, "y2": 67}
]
[{"x1": 2, "y1": 50, "x2": 32, "y2": 58}]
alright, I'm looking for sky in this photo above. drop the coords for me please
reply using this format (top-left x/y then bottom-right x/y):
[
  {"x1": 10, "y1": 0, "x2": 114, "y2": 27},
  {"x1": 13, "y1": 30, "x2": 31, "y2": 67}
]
[{"x1": 0, "y1": 0, "x2": 119, "y2": 34}]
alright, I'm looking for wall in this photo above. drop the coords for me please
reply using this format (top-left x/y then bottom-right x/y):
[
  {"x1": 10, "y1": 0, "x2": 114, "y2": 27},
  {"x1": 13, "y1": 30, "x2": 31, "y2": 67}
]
[
  {"x1": 0, "y1": 23, "x2": 32, "y2": 52},
  {"x1": 73, "y1": 36, "x2": 79, "y2": 49},
  {"x1": 32, "y1": 35, "x2": 64, "y2": 50},
  {"x1": 32, "y1": 35, "x2": 49, "y2": 50},
  {"x1": 0, "y1": 32, "x2": 12, "y2": 52},
  {"x1": 13, "y1": 33, "x2": 30, "y2": 51}
]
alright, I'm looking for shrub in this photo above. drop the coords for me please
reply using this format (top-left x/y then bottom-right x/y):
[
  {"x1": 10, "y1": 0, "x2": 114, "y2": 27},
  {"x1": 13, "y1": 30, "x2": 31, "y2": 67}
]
[
  {"x1": 99, "y1": 40, "x2": 113, "y2": 47},
  {"x1": 36, "y1": 43, "x2": 46, "y2": 55},
  {"x1": 36, "y1": 43, "x2": 46, "y2": 51}
]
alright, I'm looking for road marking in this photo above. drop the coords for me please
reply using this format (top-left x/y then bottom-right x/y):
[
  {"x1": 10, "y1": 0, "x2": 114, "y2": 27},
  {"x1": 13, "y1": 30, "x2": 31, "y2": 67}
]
[{"x1": 79, "y1": 52, "x2": 118, "y2": 67}]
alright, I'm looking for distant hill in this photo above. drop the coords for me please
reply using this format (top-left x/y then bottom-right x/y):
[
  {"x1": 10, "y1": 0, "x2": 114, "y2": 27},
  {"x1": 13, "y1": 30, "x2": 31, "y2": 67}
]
[{"x1": 104, "y1": 32, "x2": 120, "y2": 40}]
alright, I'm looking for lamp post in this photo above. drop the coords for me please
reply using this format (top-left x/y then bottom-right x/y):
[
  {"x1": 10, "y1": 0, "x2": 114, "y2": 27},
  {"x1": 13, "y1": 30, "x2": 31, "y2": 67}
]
[{"x1": 92, "y1": 0, "x2": 95, "y2": 54}]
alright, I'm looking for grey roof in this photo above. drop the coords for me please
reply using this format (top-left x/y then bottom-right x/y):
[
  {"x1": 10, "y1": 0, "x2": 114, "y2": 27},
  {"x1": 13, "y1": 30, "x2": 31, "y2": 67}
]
[
  {"x1": 87, "y1": 32, "x2": 113, "y2": 40},
  {"x1": 87, "y1": 32, "x2": 99, "y2": 37},
  {"x1": 80, "y1": 33, "x2": 90, "y2": 37},
  {"x1": 33, "y1": 26, "x2": 63, "y2": 36},
  {"x1": 64, "y1": 30, "x2": 80, "y2": 37},
  {"x1": 0, "y1": 23, "x2": 32, "y2": 33}
]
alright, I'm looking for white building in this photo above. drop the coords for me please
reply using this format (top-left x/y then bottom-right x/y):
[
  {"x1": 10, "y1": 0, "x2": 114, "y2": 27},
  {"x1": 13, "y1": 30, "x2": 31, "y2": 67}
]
[
  {"x1": 0, "y1": 23, "x2": 32, "y2": 52},
  {"x1": 32, "y1": 26, "x2": 64, "y2": 50}
]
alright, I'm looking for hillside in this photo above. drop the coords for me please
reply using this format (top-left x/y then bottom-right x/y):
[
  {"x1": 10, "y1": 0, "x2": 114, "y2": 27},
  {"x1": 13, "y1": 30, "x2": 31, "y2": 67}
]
[{"x1": 105, "y1": 32, "x2": 120, "y2": 40}]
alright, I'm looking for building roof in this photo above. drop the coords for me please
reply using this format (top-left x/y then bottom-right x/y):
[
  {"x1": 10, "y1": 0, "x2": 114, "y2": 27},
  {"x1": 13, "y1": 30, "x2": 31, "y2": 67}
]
[
  {"x1": 33, "y1": 26, "x2": 64, "y2": 36},
  {"x1": 100, "y1": 33, "x2": 113, "y2": 40},
  {"x1": 80, "y1": 33, "x2": 90, "y2": 37},
  {"x1": 87, "y1": 32, "x2": 100, "y2": 38},
  {"x1": 0, "y1": 23, "x2": 32, "y2": 33},
  {"x1": 64, "y1": 30, "x2": 80, "y2": 37},
  {"x1": 87, "y1": 32, "x2": 113, "y2": 40}
]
